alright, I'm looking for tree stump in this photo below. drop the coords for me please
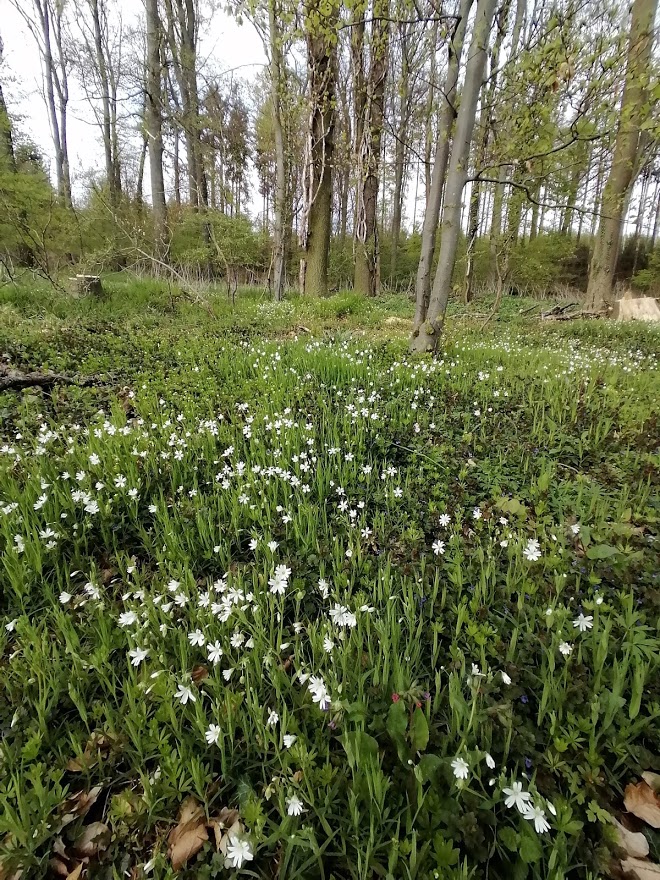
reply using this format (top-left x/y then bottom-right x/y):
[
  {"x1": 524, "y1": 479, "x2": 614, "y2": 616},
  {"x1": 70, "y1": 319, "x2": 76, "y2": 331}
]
[{"x1": 76, "y1": 274, "x2": 104, "y2": 297}]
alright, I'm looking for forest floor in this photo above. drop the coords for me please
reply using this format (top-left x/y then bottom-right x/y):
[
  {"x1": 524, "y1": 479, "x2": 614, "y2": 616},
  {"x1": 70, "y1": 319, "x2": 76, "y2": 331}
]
[{"x1": 0, "y1": 278, "x2": 659, "y2": 880}]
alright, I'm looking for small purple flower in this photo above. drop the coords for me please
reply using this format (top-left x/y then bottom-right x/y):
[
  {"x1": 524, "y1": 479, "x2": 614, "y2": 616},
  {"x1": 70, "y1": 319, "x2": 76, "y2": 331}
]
[
  {"x1": 328, "y1": 719, "x2": 336, "y2": 730},
  {"x1": 520, "y1": 694, "x2": 529, "y2": 704},
  {"x1": 423, "y1": 691, "x2": 431, "y2": 702},
  {"x1": 525, "y1": 757, "x2": 533, "y2": 770}
]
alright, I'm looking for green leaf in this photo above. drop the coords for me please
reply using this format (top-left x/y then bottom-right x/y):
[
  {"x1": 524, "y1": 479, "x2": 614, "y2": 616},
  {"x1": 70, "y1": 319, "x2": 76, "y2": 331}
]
[
  {"x1": 410, "y1": 709, "x2": 429, "y2": 752},
  {"x1": 418, "y1": 754, "x2": 442, "y2": 783},
  {"x1": 586, "y1": 544, "x2": 618, "y2": 560},
  {"x1": 519, "y1": 832, "x2": 542, "y2": 864},
  {"x1": 498, "y1": 826, "x2": 518, "y2": 851},
  {"x1": 386, "y1": 699, "x2": 407, "y2": 740},
  {"x1": 341, "y1": 731, "x2": 379, "y2": 768},
  {"x1": 497, "y1": 497, "x2": 527, "y2": 517}
]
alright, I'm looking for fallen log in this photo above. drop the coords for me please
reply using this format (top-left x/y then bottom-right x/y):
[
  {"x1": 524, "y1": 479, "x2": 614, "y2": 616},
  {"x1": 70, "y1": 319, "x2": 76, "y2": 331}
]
[
  {"x1": 540, "y1": 302, "x2": 580, "y2": 318},
  {"x1": 0, "y1": 366, "x2": 105, "y2": 392}
]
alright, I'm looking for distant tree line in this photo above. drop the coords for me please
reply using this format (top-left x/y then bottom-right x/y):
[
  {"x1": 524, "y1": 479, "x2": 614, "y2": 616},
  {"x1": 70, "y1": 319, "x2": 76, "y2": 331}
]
[{"x1": 1, "y1": 0, "x2": 659, "y2": 348}]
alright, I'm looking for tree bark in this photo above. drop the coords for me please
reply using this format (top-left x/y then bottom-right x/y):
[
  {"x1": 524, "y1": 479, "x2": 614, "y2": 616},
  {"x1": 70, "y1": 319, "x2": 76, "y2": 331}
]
[
  {"x1": 303, "y1": 0, "x2": 339, "y2": 297},
  {"x1": 354, "y1": 0, "x2": 390, "y2": 297},
  {"x1": 487, "y1": 0, "x2": 524, "y2": 272},
  {"x1": 464, "y1": 0, "x2": 511, "y2": 303},
  {"x1": 163, "y1": 0, "x2": 207, "y2": 208},
  {"x1": 586, "y1": 0, "x2": 658, "y2": 309},
  {"x1": 145, "y1": 0, "x2": 168, "y2": 247},
  {"x1": 651, "y1": 179, "x2": 660, "y2": 247},
  {"x1": 413, "y1": 0, "x2": 472, "y2": 331},
  {"x1": 390, "y1": 19, "x2": 411, "y2": 283},
  {"x1": 268, "y1": 0, "x2": 287, "y2": 300},
  {"x1": 424, "y1": 18, "x2": 438, "y2": 205},
  {"x1": 86, "y1": 0, "x2": 121, "y2": 204},
  {"x1": 411, "y1": 0, "x2": 497, "y2": 352}
]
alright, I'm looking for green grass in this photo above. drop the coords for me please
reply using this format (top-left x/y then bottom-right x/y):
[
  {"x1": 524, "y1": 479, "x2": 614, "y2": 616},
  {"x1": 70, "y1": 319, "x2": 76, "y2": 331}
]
[{"x1": 0, "y1": 279, "x2": 659, "y2": 879}]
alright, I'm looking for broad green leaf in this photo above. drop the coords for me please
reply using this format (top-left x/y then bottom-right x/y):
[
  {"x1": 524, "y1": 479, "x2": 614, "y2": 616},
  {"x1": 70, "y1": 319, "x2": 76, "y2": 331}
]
[
  {"x1": 410, "y1": 709, "x2": 429, "y2": 752},
  {"x1": 586, "y1": 544, "x2": 618, "y2": 560}
]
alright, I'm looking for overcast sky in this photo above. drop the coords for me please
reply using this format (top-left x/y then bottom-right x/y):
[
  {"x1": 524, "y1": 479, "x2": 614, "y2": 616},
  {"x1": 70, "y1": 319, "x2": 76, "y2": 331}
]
[{"x1": 2, "y1": 0, "x2": 267, "y2": 205}]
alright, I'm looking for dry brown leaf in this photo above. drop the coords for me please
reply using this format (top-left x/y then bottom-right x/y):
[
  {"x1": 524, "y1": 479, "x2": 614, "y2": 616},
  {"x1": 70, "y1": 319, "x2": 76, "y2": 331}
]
[
  {"x1": 621, "y1": 857, "x2": 660, "y2": 879},
  {"x1": 73, "y1": 822, "x2": 110, "y2": 858},
  {"x1": 53, "y1": 838, "x2": 68, "y2": 858},
  {"x1": 217, "y1": 819, "x2": 242, "y2": 857},
  {"x1": 208, "y1": 809, "x2": 240, "y2": 850},
  {"x1": 642, "y1": 773, "x2": 660, "y2": 794},
  {"x1": 66, "y1": 865, "x2": 84, "y2": 880},
  {"x1": 59, "y1": 787, "x2": 103, "y2": 829},
  {"x1": 66, "y1": 732, "x2": 118, "y2": 773},
  {"x1": 191, "y1": 665, "x2": 209, "y2": 683},
  {"x1": 167, "y1": 797, "x2": 209, "y2": 871},
  {"x1": 49, "y1": 859, "x2": 71, "y2": 877},
  {"x1": 612, "y1": 817, "x2": 649, "y2": 859},
  {"x1": 625, "y1": 782, "x2": 660, "y2": 829}
]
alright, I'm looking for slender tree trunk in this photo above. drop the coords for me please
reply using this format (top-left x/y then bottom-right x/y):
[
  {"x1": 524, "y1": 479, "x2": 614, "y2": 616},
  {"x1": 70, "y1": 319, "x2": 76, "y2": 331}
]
[
  {"x1": 411, "y1": 0, "x2": 497, "y2": 352},
  {"x1": 529, "y1": 182, "x2": 540, "y2": 241},
  {"x1": 488, "y1": 0, "x2": 524, "y2": 274},
  {"x1": 351, "y1": 12, "x2": 366, "y2": 238},
  {"x1": 464, "y1": 0, "x2": 510, "y2": 303},
  {"x1": 88, "y1": 0, "x2": 119, "y2": 204},
  {"x1": 303, "y1": 0, "x2": 339, "y2": 297},
  {"x1": 145, "y1": 0, "x2": 168, "y2": 247},
  {"x1": 354, "y1": 0, "x2": 390, "y2": 297},
  {"x1": 0, "y1": 73, "x2": 16, "y2": 171},
  {"x1": 269, "y1": 0, "x2": 287, "y2": 300},
  {"x1": 136, "y1": 133, "x2": 148, "y2": 209},
  {"x1": 631, "y1": 165, "x2": 650, "y2": 274},
  {"x1": 586, "y1": 0, "x2": 658, "y2": 309},
  {"x1": 424, "y1": 18, "x2": 439, "y2": 204},
  {"x1": 560, "y1": 163, "x2": 582, "y2": 235},
  {"x1": 390, "y1": 20, "x2": 410, "y2": 283},
  {"x1": 413, "y1": 0, "x2": 472, "y2": 331},
  {"x1": 651, "y1": 180, "x2": 660, "y2": 247}
]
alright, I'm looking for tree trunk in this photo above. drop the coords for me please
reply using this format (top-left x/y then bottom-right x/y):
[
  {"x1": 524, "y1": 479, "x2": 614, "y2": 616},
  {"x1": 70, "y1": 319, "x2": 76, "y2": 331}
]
[
  {"x1": 463, "y1": 0, "x2": 510, "y2": 303},
  {"x1": 0, "y1": 68, "x2": 16, "y2": 171},
  {"x1": 631, "y1": 165, "x2": 650, "y2": 274},
  {"x1": 145, "y1": 0, "x2": 168, "y2": 247},
  {"x1": 424, "y1": 18, "x2": 439, "y2": 204},
  {"x1": 88, "y1": 0, "x2": 119, "y2": 205},
  {"x1": 413, "y1": 0, "x2": 472, "y2": 331},
  {"x1": 560, "y1": 163, "x2": 582, "y2": 235},
  {"x1": 529, "y1": 183, "x2": 540, "y2": 240},
  {"x1": 354, "y1": 0, "x2": 390, "y2": 297},
  {"x1": 351, "y1": 11, "x2": 366, "y2": 239},
  {"x1": 164, "y1": 0, "x2": 206, "y2": 208},
  {"x1": 487, "y1": 0, "x2": 524, "y2": 274},
  {"x1": 651, "y1": 180, "x2": 660, "y2": 247},
  {"x1": 269, "y1": 0, "x2": 287, "y2": 300},
  {"x1": 586, "y1": 0, "x2": 658, "y2": 310},
  {"x1": 411, "y1": 0, "x2": 497, "y2": 352},
  {"x1": 303, "y1": 0, "x2": 339, "y2": 297},
  {"x1": 390, "y1": 19, "x2": 410, "y2": 283}
]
